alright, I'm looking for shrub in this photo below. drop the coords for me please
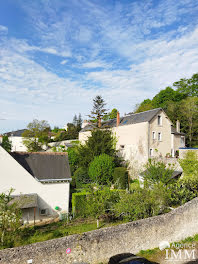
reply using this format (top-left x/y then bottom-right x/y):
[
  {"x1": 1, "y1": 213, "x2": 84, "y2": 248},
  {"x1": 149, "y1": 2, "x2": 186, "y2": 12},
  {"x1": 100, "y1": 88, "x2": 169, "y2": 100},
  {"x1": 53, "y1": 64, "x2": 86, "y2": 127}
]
[
  {"x1": 179, "y1": 151, "x2": 198, "y2": 177},
  {"x1": 144, "y1": 158, "x2": 174, "y2": 185},
  {"x1": 74, "y1": 167, "x2": 90, "y2": 189},
  {"x1": 88, "y1": 154, "x2": 115, "y2": 185},
  {"x1": 72, "y1": 188, "x2": 122, "y2": 218},
  {"x1": 113, "y1": 167, "x2": 128, "y2": 189},
  {"x1": 114, "y1": 184, "x2": 171, "y2": 221}
]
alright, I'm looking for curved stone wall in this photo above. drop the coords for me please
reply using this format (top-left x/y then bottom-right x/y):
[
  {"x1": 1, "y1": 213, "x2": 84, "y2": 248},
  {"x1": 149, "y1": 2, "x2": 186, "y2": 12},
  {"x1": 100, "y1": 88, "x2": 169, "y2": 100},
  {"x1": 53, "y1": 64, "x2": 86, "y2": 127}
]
[{"x1": 0, "y1": 197, "x2": 198, "y2": 264}]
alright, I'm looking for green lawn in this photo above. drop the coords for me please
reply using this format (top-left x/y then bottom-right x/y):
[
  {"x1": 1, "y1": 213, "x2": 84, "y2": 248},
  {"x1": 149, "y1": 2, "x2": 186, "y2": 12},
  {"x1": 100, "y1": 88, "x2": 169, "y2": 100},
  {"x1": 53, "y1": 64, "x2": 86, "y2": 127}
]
[{"x1": 11, "y1": 218, "x2": 126, "y2": 248}]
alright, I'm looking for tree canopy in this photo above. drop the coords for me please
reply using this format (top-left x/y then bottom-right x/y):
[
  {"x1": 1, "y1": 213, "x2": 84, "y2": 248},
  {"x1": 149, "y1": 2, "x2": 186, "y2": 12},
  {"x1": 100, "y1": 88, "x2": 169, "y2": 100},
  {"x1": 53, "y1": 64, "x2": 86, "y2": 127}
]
[
  {"x1": 135, "y1": 73, "x2": 198, "y2": 147},
  {"x1": 22, "y1": 119, "x2": 50, "y2": 152}
]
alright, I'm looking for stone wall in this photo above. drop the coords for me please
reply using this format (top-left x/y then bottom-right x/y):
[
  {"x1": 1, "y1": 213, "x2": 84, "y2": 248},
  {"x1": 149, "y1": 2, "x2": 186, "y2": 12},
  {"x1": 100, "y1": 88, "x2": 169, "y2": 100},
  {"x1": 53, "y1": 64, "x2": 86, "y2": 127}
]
[{"x1": 0, "y1": 198, "x2": 198, "y2": 264}]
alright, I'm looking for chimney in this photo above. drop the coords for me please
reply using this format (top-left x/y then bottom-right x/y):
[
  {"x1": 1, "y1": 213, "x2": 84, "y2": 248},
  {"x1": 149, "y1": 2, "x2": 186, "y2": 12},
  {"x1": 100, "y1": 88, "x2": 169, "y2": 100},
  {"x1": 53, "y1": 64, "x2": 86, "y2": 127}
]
[
  {"x1": 98, "y1": 117, "x2": 101, "y2": 128},
  {"x1": 117, "y1": 111, "x2": 120, "y2": 127},
  {"x1": 176, "y1": 120, "x2": 180, "y2": 133}
]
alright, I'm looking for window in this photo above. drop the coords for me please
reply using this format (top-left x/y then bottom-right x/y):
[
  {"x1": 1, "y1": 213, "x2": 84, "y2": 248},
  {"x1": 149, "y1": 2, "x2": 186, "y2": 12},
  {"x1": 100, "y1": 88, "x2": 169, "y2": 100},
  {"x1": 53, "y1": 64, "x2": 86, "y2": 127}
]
[
  {"x1": 40, "y1": 209, "x2": 48, "y2": 216},
  {"x1": 120, "y1": 145, "x2": 125, "y2": 149},
  {"x1": 149, "y1": 148, "x2": 153, "y2": 157},
  {"x1": 181, "y1": 136, "x2": 185, "y2": 145},
  {"x1": 158, "y1": 132, "x2": 162, "y2": 141},
  {"x1": 152, "y1": 131, "x2": 156, "y2": 140},
  {"x1": 158, "y1": 115, "x2": 162, "y2": 126}
]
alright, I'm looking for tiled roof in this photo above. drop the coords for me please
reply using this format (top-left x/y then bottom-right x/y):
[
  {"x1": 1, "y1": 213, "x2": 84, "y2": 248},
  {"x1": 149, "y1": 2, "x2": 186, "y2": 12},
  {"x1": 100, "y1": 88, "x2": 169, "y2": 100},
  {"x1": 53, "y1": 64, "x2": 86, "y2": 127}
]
[
  {"x1": 10, "y1": 194, "x2": 38, "y2": 209},
  {"x1": 11, "y1": 152, "x2": 71, "y2": 181},
  {"x1": 5, "y1": 129, "x2": 26, "y2": 137},
  {"x1": 171, "y1": 126, "x2": 185, "y2": 135},
  {"x1": 80, "y1": 108, "x2": 162, "y2": 132}
]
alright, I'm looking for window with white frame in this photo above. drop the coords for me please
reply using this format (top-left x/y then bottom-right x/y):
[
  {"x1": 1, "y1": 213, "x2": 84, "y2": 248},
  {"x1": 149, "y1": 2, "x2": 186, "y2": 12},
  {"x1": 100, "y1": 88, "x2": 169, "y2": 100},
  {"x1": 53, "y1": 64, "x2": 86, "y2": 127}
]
[
  {"x1": 157, "y1": 115, "x2": 162, "y2": 126},
  {"x1": 158, "y1": 132, "x2": 162, "y2": 141},
  {"x1": 149, "y1": 148, "x2": 153, "y2": 157},
  {"x1": 152, "y1": 131, "x2": 156, "y2": 140},
  {"x1": 120, "y1": 145, "x2": 125, "y2": 149}
]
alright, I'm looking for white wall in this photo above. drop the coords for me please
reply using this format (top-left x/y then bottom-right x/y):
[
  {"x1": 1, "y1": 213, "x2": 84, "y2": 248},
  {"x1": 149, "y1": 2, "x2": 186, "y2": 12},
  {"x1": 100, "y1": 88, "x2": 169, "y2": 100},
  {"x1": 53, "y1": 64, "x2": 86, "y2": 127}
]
[
  {"x1": 0, "y1": 146, "x2": 70, "y2": 221},
  {"x1": 9, "y1": 136, "x2": 27, "y2": 152}
]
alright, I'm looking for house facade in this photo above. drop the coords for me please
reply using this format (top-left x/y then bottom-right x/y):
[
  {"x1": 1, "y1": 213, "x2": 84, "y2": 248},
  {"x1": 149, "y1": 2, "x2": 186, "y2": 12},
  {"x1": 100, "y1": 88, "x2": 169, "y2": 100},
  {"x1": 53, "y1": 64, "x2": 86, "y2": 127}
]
[
  {"x1": 0, "y1": 147, "x2": 71, "y2": 224},
  {"x1": 79, "y1": 108, "x2": 185, "y2": 169},
  {"x1": 4, "y1": 129, "x2": 27, "y2": 152}
]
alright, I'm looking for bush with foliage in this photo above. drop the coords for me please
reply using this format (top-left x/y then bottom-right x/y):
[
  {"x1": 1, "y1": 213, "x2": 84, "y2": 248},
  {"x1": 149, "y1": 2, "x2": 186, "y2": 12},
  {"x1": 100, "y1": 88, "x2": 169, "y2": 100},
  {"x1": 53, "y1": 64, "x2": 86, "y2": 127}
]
[
  {"x1": 72, "y1": 187, "x2": 121, "y2": 218},
  {"x1": 143, "y1": 158, "x2": 174, "y2": 186},
  {"x1": 114, "y1": 183, "x2": 171, "y2": 221},
  {"x1": 113, "y1": 167, "x2": 128, "y2": 189},
  {"x1": 179, "y1": 151, "x2": 198, "y2": 177},
  {"x1": 74, "y1": 167, "x2": 90, "y2": 189},
  {"x1": 1, "y1": 136, "x2": 12, "y2": 152},
  {"x1": 0, "y1": 189, "x2": 21, "y2": 248},
  {"x1": 88, "y1": 154, "x2": 115, "y2": 185}
]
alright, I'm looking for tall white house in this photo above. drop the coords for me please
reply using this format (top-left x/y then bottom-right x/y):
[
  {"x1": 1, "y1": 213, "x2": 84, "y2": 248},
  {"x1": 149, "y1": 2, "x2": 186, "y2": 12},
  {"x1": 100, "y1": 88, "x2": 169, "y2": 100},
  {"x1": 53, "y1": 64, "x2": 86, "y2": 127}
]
[
  {"x1": 79, "y1": 108, "x2": 185, "y2": 170},
  {"x1": 4, "y1": 129, "x2": 27, "y2": 152}
]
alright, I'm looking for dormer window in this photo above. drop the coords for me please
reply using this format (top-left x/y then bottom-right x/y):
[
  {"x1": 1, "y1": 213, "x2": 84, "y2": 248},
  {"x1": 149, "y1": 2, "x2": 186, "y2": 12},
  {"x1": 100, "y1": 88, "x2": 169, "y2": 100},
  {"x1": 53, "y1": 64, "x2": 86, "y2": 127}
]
[{"x1": 158, "y1": 115, "x2": 162, "y2": 126}]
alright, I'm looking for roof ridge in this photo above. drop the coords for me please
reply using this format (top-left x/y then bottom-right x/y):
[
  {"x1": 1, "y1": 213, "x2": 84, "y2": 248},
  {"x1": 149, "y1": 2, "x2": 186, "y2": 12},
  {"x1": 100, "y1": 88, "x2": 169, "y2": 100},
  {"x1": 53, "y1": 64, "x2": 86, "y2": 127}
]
[{"x1": 12, "y1": 151, "x2": 68, "y2": 155}]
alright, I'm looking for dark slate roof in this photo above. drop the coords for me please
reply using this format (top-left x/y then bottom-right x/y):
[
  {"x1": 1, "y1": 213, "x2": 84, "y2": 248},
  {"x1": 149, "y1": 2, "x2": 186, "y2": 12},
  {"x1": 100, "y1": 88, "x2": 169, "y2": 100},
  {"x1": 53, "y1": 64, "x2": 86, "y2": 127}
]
[
  {"x1": 11, "y1": 152, "x2": 71, "y2": 181},
  {"x1": 80, "y1": 108, "x2": 162, "y2": 132},
  {"x1": 5, "y1": 129, "x2": 26, "y2": 137},
  {"x1": 171, "y1": 126, "x2": 185, "y2": 136},
  {"x1": 10, "y1": 194, "x2": 38, "y2": 209}
]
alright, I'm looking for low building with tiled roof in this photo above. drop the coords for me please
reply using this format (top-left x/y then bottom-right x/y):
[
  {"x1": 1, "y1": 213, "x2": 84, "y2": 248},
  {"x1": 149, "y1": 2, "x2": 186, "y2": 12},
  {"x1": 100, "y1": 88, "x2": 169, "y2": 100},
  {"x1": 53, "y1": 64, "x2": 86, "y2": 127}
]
[{"x1": 0, "y1": 147, "x2": 71, "y2": 224}]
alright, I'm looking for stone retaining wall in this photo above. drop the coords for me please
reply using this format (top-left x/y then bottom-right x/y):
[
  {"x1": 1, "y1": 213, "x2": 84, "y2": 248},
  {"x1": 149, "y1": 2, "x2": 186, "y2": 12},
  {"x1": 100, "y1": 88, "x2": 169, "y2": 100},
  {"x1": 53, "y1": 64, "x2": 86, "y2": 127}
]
[{"x1": 0, "y1": 198, "x2": 198, "y2": 264}]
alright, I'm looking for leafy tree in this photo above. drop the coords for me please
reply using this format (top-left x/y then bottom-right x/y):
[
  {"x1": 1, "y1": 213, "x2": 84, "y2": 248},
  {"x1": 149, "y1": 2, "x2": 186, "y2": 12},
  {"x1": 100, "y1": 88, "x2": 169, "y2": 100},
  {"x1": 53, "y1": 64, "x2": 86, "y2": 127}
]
[
  {"x1": 173, "y1": 73, "x2": 198, "y2": 97},
  {"x1": 1, "y1": 135, "x2": 12, "y2": 152},
  {"x1": 0, "y1": 189, "x2": 21, "y2": 248},
  {"x1": 103, "y1": 108, "x2": 118, "y2": 121},
  {"x1": 152, "y1": 87, "x2": 186, "y2": 109},
  {"x1": 22, "y1": 119, "x2": 50, "y2": 152},
  {"x1": 88, "y1": 154, "x2": 115, "y2": 185},
  {"x1": 88, "y1": 95, "x2": 108, "y2": 127},
  {"x1": 179, "y1": 97, "x2": 198, "y2": 147},
  {"x1": 135, "y1": 99, "x2": 153, "y2": 113},
  {"x1": 78, "y1": 129, "x2": 117, "y2": 168}
]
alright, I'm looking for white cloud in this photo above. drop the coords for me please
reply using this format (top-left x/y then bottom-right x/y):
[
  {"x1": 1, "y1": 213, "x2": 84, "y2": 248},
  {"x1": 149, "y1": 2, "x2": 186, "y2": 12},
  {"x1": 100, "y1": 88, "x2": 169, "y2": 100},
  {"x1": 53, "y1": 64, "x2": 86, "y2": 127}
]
[
  {"x1": 0, "y1": 25, "x2": 8, "y2": 34},
  {"x1": 82, "y1": 60, "x2": 111, "y2": 69},
  {"x1": 60, "y1": 60, "x2": 67, "y2": 65}
]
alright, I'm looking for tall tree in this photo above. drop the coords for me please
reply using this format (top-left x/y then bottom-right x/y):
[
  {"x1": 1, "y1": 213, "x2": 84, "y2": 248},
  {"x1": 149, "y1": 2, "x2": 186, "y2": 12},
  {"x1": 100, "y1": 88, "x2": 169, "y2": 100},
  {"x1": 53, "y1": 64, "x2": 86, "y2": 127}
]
[
  {"x1": 173, "y1": 73, "x2": 198, "y2": 97},
  {"x1": 89, "y1": 95, "x2": 107, "y2": 127},
  {"x1": 179, "y1": 97, "x2": 198, "y2": 147},
  {"x1": 1, "y1": 136, "x2": 12, "y2": 152},
  {"x1": 73, "y1": 114, "x2": 78, "y2": 127},
  {"x1": 78, "y1": 129, "x2": 117, "y2": 168},
  {"x1": 77, "y1": 113, "x2": 82, "y2": 132},
  {"x1": 22, "y1": 119, "x2": 50, "y2": 152}
]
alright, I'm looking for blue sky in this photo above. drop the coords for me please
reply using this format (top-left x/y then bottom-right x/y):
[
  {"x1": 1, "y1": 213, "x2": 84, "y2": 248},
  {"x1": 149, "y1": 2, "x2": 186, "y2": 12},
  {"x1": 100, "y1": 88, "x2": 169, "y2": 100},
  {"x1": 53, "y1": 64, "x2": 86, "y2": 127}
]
[{"x1": 0, "y1": 0, "x2": 198, "y2": 133}]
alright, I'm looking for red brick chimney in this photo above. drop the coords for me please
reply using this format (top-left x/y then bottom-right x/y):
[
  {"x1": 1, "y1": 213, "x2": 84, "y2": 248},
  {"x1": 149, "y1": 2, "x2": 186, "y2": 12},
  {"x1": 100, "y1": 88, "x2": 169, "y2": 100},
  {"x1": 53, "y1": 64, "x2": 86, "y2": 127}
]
[{"x1": 117, "y1": 111, "x2": 120, "y2": 127}]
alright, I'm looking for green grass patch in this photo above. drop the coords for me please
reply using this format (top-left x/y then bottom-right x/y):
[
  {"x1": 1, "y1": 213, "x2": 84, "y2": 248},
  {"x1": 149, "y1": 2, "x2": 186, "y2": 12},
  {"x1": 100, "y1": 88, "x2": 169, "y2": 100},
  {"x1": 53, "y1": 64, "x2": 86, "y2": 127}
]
[{"x1": 6, "y1": 218, "x2": 127, "y2": 249}]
